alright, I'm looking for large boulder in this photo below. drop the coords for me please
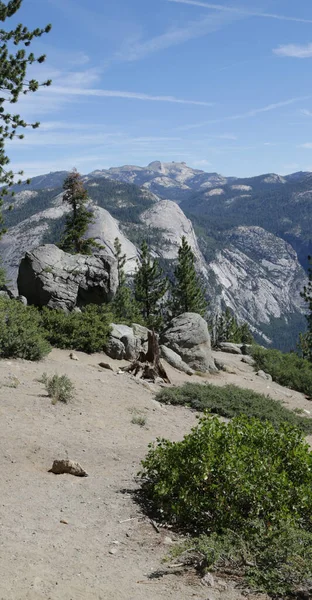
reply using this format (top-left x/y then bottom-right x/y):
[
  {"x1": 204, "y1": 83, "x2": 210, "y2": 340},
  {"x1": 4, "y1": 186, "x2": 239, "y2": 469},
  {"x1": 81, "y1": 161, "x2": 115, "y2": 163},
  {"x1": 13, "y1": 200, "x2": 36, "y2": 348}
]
[
  {"x1": 160, "y1": 345, "x2": 194, "y2": 375},
  {"x1": 105, "y1": 323, "x2": 150, "y2": 361},
  {"x1": 17, "y1": 244, "x2": 118, "y2": 311},
  {"x1": 161, "y1": 313, "x2": 217, "y2": 373}
]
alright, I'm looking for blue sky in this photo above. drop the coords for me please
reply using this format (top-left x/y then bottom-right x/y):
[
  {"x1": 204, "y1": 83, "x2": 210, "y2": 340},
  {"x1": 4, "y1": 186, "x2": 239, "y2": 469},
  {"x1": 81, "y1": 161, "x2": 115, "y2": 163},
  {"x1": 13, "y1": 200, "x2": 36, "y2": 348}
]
[{"x1": 6, "y1": 0, "x2": 312, "y2": 178}]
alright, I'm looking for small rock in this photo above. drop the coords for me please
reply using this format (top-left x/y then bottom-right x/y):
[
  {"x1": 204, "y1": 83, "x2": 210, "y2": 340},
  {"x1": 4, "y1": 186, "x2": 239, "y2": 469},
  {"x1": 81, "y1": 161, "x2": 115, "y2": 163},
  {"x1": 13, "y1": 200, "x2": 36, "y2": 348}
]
[
  {"x1": 203, "y1": 593, "x2": 216, "y2": 600},
  {"x1": 219, "y1": 342, "x2": 242, "y2": 355},
  {"x1": 241, "y1": 355, "x2": 255, "y2": 366},
  {"x1": 214, "y1": 359, "x2": 226, "y2": 371},
  {"x1": 223, "y1": 365, "x2": 238, "y2": 375},
  {"x1": 201, "y1": 572, "x2": 215, "y2": 587},
  {"x1": 256, "y1": 370, "x2": 272, "y2": 382},
  {"x1": 99, "y1": 362, "x2": 115, "y2": 372},
  {"x1": 69, "y1": 352, "x2": 79, "y2": 361},
  {"x1": 216, "y1": 578, "x2": 227, "y2": 590},
  {"x1": 163, "y1": 536, "x2": 173, "y2": 545},
  {"x1": 16, "y1": 295, "x2": 28, "y2": 306},
  {"x1": 304, "y1": 409, "x2": 311, "y2": 415},
  {"x1": 49, "y1": 459, "x2": 88, "y2": 477},
  {"x1": 109, "y1": 548, "x2": 118, "y2": 555}
]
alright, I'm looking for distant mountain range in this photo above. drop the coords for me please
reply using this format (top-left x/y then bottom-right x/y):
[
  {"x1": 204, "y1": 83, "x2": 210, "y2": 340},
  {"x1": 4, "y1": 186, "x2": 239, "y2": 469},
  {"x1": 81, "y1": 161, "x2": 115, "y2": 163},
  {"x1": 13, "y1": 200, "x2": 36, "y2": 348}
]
[{"x1": 2, "y1": 161, "x2": 311, "y2": 351}]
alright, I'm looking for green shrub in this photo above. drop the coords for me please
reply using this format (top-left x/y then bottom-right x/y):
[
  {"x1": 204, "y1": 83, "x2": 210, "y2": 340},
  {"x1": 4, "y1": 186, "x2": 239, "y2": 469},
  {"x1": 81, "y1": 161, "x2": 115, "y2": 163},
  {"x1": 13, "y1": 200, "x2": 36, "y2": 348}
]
[
  {"x1": 131, "y1": 412, "x2": 146, "y2": 427},
  {"x1": 0, "y1": 298, "x2": 51, "y2": 360},
  {"x1": 140, "y1": 415, "x2": 312, "y2": 532},
  {"x1": 140, "y1": 415, "x2": 312, "y2": 595},
  {"x1": 155, "y1": 383, "x2": 312, "y2": 434},
  {"x1": 40, "y1": 304, "x2": 112, "y2": 353},
  {"x1": 251, "y1": 345, "x2": 312, "y2": 397},
  {"x1": 178, "y1": 524, "x2": 312, "y2": 597},
  {"x1": 41, "y1": 372, "x2": 74, "y2": 404}
]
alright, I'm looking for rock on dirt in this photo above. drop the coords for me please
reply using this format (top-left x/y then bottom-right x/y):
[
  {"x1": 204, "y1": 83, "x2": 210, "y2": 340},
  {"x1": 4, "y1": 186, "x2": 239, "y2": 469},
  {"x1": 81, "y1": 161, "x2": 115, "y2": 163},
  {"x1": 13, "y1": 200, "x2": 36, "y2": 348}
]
[
  {"x1": 49, "y1": 459, "x2": 88, "y2": 477},
  {"x1": 218, "y1": 342, "x2": 242, "y2": 355}
]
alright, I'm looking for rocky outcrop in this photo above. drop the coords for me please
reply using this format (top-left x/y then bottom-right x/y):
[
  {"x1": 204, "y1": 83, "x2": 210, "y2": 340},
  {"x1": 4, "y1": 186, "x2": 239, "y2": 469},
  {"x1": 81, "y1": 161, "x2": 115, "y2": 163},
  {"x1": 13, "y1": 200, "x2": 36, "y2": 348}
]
[
  {"x1": 141, "y1": 200, "x2": 207, "y2": 271},
  {"x1": 86, "y1": 206, "x2": 139, "y2": 275},
  {"x1": 161, "y1": 313, "x2": 217, "y2": 373},
  {"x1": 17, "y1": 244, "x2": 118, "y2": 311}
]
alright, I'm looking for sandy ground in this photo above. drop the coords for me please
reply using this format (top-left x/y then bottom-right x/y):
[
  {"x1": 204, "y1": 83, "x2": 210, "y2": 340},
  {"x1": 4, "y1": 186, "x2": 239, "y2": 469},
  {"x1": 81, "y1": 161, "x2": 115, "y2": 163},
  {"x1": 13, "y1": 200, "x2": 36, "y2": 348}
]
[{"x1": 0, "y1": 348, "x2": 311, "y2": 600}]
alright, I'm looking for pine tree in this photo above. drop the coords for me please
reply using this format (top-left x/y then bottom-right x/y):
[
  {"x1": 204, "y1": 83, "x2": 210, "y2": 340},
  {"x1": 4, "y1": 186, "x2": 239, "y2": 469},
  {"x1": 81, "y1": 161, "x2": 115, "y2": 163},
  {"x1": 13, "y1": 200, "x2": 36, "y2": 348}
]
[
  {"x1": 134, "y1": 240, "x2": 168, "y2": 329},
  {"x1": 300, "y1": 256, "x2": 312, "y2": 361},
  {"x1": 209, "y1": 307, "x2": 253, "y2": 347},
  {"x1": 0, "y1": 1, "x2": 52, "y2": 211},
  {"x1": 59, "y1": 169, "x2": 99, "y2": 255},
  {"x1": 171, "y1": 236, "x2": 207, "y2": 317},
  {"x1": 112, "y1": 237, "x2": 141, "y2": 323}
]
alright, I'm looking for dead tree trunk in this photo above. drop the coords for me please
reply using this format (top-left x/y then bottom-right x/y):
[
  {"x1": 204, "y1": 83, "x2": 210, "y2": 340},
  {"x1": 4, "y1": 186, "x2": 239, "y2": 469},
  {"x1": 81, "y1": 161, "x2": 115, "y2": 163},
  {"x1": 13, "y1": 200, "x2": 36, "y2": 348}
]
[{"x1": 124, "y1": 331, "x2": 171, "y2": 383}]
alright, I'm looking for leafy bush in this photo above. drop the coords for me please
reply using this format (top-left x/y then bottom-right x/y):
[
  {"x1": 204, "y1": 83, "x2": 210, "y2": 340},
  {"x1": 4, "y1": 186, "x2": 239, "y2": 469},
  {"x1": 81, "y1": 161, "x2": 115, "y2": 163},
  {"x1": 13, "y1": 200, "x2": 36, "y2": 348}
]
[
  {"x1": 179, "y1": 524, "x2": 312, "y2": 597},
  {"x1": 140, "y1": 415, "x2": 312, "y2": 596},
  {"x1": 251, "y1": 345, "x2": 312, "y2": 397},
  {"x1": 40, "y1": 304, "x2": 112, "y2": 353},
  {"x1": 155, "y1": 383, "x2": 312, "y2": 433},
  {"x1": 0, "y1": 298, "x2": 51, "y2": 360},
  {"x1": 41, "y1": 372, "x2": 74, "y2": 404},
  {"x1": 140, "y1": 415, "x2": 312, "y2": 532}
]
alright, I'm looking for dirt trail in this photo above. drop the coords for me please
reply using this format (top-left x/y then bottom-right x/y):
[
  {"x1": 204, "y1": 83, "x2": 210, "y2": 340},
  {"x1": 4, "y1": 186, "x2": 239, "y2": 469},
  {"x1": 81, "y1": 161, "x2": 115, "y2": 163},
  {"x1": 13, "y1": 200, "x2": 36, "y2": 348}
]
[{"x1": 0, "y1": 348, "x2": 310, "y2": 600}]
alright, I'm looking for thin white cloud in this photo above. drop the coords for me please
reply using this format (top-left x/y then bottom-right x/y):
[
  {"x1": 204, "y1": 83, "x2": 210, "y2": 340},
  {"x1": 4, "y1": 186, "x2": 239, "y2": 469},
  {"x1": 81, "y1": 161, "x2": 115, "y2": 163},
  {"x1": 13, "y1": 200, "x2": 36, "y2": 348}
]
[
  {"x1": 191, "y1": 159, "x2": 212, "y2": 168},
  {"x1": 274, "y1": 43, "x2": 312, "y2": 58},
  {"x1": 301, "y1": 109, "x2": 312, "y2": 117},
  {"x1": 178, "y1": 96, "x2": 311, "y2": 130},
  {"x1": 8, "y1": 130, "x2": 183, "y2": 148},
  {"x1": 299, "y1": 143, "x2": 312, "y2": 149},
  {"x1": 48, "y1": 86, "x2": 212, "y2": 106},
  {"x1": 168, "y1": 0, "x2": 312, "y2": 24},
  {"x1": 116, "y1": 9, "x2": 242, "y2": 61},
  {"x1": 282, "y1": 163, "x2": 300, "y2": 172}
]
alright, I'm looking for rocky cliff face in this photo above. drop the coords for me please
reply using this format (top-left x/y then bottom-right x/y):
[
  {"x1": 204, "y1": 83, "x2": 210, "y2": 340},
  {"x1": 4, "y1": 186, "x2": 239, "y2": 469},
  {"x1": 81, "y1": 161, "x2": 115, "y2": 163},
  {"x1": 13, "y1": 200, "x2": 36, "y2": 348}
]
[{"x1": 208, "y1": 227, "x2": 306, "y2": 343}]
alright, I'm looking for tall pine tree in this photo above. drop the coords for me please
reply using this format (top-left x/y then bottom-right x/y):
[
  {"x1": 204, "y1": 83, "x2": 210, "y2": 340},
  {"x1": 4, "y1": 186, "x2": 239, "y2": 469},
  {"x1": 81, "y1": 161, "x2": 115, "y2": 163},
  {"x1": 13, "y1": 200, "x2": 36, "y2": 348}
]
[
  {"x1": 0, "y1": 1, "x2": 51, "y2": 284},
  {"x1": 59, "y1": 169, "x2": 99, "y2": 255},
  {"x1": 112, "y1": 237, "x2": 141, "y2": 323},
  {"x1": 171, "y1": 236, "x2": 207, "y2": 318},
  {"x1": 134, "y1": 240, "x2": 168, "y2": 329},
  {"x1": 0, "y1": 1, "x2": 52, "y2": 204},
  {"x1": 300, "y1": 256, "x2": 312, "y2": 361}
]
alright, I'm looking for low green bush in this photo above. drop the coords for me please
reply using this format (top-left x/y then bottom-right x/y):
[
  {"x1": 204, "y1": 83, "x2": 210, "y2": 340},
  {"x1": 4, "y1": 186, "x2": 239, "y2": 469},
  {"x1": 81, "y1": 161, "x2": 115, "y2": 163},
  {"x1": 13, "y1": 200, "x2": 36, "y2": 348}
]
[
  {"x1": 155, "y1": 382, "x2": 312, "y2": 433},
  {"x1": 177, "y1": 523, "x2": 312, "y2": 597},
  {"x1": 140, "y1": 415, "x2": 312, "y2": 596},
  {"x1": 251, "y1": 345, "x2": 312, "y2": 397},
  {"x1": 41, "y1": 372, "x2": 74, "y2": 404},
  {"x1": 140, "y1": 415, "x2": 312, "y2": 532},
  {"x1": 40, "y1": 304, "x2": 113, "y2": 353},
  {"x1": 0, "y1": 298, "x2": 51, "y2": 360}
]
